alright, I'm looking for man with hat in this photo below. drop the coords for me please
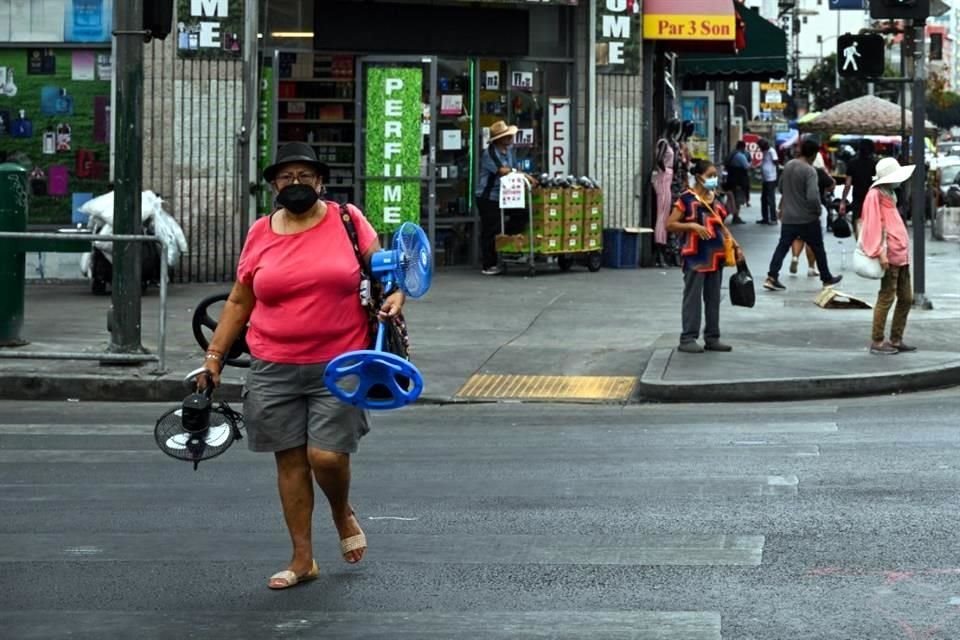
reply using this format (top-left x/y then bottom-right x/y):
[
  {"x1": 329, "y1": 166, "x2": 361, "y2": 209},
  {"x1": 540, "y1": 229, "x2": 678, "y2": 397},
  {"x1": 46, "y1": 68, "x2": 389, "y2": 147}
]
[
  {"x1": 860, "y1": 156, "x2": 917, "y2": 355},
  {"x1": 475, "y1": 120, "x2": 536, "y2": 275}
]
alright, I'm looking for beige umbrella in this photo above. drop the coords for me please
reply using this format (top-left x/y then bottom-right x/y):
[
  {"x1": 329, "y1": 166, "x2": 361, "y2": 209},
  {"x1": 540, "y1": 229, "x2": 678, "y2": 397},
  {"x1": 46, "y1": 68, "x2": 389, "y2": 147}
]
[{"x1": 798, "y1": 95, "x2": 937, "y2": 136}]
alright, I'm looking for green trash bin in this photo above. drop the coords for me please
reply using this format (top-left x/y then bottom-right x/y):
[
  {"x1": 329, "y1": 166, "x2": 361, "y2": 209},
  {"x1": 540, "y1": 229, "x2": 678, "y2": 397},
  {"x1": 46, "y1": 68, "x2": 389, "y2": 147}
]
[{"x1": 0, "y1": 163, "x2": 28, "y2": 347}]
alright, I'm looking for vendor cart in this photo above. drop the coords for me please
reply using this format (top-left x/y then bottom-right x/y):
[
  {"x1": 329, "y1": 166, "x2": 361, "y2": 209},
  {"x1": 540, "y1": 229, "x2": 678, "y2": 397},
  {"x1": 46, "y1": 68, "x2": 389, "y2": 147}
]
[{"x1": 495, "y1": 173, "x2": 603, "y2": 277}]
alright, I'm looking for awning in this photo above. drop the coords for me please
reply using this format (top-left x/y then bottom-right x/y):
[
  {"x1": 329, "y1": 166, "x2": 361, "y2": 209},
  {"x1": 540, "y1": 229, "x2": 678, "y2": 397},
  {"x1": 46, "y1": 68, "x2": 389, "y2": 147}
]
[
  {"x1": 676, "y1": 5, "x2": 787, "y2": 80},
  {"x1": 643, "y1": 0, "x2": 739, "y2": 54}
]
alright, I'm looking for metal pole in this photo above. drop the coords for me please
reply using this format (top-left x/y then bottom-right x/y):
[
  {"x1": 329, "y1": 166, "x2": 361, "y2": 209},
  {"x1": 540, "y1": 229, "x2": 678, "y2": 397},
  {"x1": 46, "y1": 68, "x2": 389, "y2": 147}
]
[
  {"x1": 109, "y1": 0, "x2": 146, "y2": 356},
  {"x1": 835, "y1": 10, "x2": 840, "y2": 90},
  {"x1": 911, "y1": 23, "x2": 933, "y2": 309},
  {"x1": 901, "y1": 31, "x2": 907, "y2": 161}
]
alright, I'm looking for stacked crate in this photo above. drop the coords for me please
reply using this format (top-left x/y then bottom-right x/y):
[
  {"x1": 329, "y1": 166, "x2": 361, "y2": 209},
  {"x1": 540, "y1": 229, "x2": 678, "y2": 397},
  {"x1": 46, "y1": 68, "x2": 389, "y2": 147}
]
[
  {"x1": 561, "y1": 188, "x2": 584, "y2": 252},
  {"x1": 583, "y1": 189, "x2": 603, "y2": 252},
  {"x1": 531, "y1": 187, "x2": 565, "y2": 254}
]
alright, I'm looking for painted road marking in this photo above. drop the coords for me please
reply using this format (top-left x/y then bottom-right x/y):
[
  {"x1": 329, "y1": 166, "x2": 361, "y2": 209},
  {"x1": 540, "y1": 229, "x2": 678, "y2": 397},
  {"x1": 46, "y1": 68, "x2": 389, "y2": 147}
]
[{"x1": 456, "y1": 375, "x2": 637, "y2": 402}]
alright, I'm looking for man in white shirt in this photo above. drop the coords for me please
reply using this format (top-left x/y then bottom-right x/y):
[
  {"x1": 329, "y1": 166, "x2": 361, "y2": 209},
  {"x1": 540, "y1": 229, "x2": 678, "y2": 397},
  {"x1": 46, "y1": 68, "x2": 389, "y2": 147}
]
[{"x1": 759, "y1": 138, "x2": 779, "y2": 225}]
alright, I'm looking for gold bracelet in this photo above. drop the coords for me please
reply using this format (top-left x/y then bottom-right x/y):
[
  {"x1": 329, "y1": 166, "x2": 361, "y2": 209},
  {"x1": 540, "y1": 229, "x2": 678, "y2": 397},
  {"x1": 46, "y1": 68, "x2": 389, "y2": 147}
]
[{"x1": 205, "y1": 353, "x2": 223, "y2": 362}]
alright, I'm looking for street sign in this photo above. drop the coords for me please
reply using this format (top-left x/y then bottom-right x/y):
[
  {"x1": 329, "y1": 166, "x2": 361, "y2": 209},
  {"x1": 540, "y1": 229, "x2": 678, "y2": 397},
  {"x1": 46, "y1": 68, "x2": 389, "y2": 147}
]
[
  {"x1": 829, "y1": 0, "x2": 866, "y2": 8},
  {"x1": 837, "y1": 33, "x2": 885, "y2": 78},
  {"x1": 870, "y1": 0, "x2": 930, "y2": 19},
  {"x1": 761, "y1": 102, "x2": 787, "y2": 112},
  {"x1": 760, "y1": 82, "x2": 787, "y2": 92}
]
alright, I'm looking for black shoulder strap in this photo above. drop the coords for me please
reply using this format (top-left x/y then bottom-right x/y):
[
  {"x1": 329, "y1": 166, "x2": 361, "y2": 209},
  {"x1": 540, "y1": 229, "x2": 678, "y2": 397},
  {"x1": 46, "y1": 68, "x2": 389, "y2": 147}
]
[
  {"x1": 481, "y1": 144, "x2": 505, "y2": 201},
  {"x1": 337, "y1": 202, "x2": 371, "y2": 278}
]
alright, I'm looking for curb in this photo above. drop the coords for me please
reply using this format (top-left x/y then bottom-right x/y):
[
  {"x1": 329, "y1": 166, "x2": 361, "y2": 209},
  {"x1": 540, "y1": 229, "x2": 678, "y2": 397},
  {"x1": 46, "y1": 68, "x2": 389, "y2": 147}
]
[
  {"x1": 0, "y1": 373, "x2": 457, "y2": 406},
  {"x1": 636, "y1": 348, "x2": 960, "y2": 403}
]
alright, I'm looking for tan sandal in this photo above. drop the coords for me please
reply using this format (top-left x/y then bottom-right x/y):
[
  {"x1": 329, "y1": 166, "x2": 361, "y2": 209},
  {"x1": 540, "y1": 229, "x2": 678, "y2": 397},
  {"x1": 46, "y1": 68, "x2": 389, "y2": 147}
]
[
  {"x1": 340, "y1": 511, "x2": 367, "y2": 564},
  {"x1": 267, "y1": 559, "x2": 319, "y2": 590}
]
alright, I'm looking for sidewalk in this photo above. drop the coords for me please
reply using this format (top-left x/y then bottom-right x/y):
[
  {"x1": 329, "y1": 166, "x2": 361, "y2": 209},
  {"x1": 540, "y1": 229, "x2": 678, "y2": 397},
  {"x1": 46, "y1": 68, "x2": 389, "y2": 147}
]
[{"x1": 2, "y1": 207, "x2": 959, "y2": 403}]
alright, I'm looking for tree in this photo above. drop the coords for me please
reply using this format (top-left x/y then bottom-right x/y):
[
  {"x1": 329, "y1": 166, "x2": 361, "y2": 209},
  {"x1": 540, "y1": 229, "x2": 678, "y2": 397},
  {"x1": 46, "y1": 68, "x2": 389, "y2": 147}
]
[
  {"x1": 803, "y1": 54, "x2": 898, "y2": 112},
  {"x1": 925, "y1": 72, "x2": 960, "y2": 130}
]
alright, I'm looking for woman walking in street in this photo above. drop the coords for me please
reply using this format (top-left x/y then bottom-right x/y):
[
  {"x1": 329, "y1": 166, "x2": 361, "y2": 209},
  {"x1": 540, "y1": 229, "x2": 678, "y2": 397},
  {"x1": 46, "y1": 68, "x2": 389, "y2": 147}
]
[
  {"x1": 667, "y1": 159, "x2": 744, "y2": 354},
  {"x1": 860, "y1": 157, "x2": 917, "y2": 356},
  {"x1": 198, "y1": 142, "x2": 406, "y2": 589}
]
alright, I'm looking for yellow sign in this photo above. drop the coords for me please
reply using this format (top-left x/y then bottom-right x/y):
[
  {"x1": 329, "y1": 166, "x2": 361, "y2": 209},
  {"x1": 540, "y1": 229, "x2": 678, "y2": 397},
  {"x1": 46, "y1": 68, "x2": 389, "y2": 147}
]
[
  {"x1": 760, "y1": 82, "x2": 788, "y2": 92},
  {"x1": 643, "y1": 15, "x2": 736, "y2": 40},
  {"x1": 761, "y1": 102, "x2": 787, "y2": 112}
]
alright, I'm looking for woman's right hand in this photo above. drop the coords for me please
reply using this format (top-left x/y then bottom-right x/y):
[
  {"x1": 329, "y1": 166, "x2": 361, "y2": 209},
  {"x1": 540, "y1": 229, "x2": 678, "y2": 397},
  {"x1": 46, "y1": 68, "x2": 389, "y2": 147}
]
[
  {"x1": 195, "y1": 356, "x2": 223, "y2": 391},
  {"x1": 692, "y1": 224, "x2": 713, "y2": 240}
]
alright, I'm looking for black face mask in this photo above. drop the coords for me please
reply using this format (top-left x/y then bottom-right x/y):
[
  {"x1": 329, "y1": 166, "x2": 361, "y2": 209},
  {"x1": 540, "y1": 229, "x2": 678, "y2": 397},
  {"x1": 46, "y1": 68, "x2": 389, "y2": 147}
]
[{"x1": 276, "y1": 184, "x2": 319, "y2": 215}]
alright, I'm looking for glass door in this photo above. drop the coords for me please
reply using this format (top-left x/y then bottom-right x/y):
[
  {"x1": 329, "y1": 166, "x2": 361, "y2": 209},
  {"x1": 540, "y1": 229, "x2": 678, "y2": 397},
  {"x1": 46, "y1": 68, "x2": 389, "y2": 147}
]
[
  {"x1": 433, "y1": 57, "x2": 476, "y2": 266},
  {"x1": 356, "y1": 56, "x2": 436, "y2": 266}
]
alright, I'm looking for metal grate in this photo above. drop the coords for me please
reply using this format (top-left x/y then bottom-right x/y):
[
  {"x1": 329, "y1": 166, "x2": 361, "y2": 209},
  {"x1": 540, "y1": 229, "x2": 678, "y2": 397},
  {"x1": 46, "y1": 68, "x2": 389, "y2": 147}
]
[
  {"x1": 456, "y1": 374, "x2": 637, "y2": 402},
  {"x1": 594, "y1": 74, "x2": 645, "y2": 229},
  {"x1": 143, "y1": 33, "x2": 248, "y2": 283}
]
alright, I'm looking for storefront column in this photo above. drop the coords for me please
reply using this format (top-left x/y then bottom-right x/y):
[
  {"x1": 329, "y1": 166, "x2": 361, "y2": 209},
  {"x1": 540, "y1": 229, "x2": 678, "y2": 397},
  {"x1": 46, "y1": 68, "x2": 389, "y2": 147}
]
[{"x1": 593, "y1": 84, "x2": 645, "y2": 231}]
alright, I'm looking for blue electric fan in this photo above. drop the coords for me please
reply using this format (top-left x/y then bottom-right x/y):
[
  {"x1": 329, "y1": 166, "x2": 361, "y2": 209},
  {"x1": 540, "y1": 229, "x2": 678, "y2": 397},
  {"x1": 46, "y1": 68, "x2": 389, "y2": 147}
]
[{"x1": 324, "y1": 222, "x2": 433, "y2": 410}]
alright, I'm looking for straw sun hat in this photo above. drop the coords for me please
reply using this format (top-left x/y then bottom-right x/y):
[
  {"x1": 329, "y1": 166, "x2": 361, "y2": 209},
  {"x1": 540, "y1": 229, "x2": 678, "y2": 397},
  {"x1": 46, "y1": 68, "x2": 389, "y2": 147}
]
[
  {"x1": 871, "y1": 157, "x2": 916, "y2": 188},
  {"x1": 488, "y1": 120, "x2": 518, "y2": 143}
]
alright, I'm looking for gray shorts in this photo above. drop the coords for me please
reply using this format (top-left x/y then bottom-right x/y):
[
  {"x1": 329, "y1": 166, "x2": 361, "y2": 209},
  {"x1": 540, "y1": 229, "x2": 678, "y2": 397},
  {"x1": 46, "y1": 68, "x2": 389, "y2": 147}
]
[{"x1": 242, "y1": 358, "x2": 370, "y2": 454}]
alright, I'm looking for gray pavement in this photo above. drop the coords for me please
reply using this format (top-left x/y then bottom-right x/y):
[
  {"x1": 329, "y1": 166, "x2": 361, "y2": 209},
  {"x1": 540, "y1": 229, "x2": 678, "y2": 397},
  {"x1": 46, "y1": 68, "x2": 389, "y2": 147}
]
[
  {"x1": 1, "y1": 208, "x2": 958, "y2": 402},
  {"x1": 3, "y1": 391, "x2": 960, "y2": 638}
]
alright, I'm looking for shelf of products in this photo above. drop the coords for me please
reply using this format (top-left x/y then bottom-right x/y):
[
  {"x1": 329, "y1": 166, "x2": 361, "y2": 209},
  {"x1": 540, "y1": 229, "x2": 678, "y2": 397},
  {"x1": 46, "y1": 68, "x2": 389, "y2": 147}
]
[{"x1": 275, "y1": 51, "x2": 357, "y2": 200}]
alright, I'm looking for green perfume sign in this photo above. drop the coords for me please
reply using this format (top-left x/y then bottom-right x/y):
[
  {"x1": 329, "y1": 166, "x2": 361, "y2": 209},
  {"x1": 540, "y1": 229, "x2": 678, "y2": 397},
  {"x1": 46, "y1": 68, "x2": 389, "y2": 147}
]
[
  {"x1": 365, "y1": 67, "x2": 422, "y2": 233},
  {"x1": 257, "y1": 65, "x2": 274, "y2": 216}
]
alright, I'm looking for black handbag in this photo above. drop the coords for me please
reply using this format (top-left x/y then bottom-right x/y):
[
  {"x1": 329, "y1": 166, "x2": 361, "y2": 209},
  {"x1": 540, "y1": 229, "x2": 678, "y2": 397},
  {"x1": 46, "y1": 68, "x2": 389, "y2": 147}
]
[
  {"x1": 338, "y1": 204, "x2": 412, "y2": 398},
  {"x1": 831, "y1": 215, "x2": 852, "y2": 239},
  {"x1": 729, "y1": 260, "x2": 756, "y2": 308}
]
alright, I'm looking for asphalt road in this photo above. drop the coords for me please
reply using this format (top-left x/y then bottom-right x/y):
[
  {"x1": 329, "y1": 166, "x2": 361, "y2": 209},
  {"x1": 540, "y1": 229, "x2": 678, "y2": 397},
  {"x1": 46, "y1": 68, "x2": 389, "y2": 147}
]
[{"x1": 1, "y1": 392, "x2": 959, "y2": 639}]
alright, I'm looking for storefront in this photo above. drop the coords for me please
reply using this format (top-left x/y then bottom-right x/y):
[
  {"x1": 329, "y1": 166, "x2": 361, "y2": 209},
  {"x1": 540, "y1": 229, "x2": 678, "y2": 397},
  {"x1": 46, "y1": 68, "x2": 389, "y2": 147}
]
[
  {"x1": 642, "y1": 0, "x2": 740, "y2": 165},
  {"x1": 258, "y1": 0, "x2": 584, "y2": 267},
  {"x1": 0, "y1": 0, "x2": 114, "y2": 230}
]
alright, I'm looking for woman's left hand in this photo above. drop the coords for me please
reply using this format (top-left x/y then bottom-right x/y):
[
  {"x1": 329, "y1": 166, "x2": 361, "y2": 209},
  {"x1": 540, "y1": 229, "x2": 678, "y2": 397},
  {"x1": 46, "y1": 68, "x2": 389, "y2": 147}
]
[
  {"x1": 378, "y1": 291, "x2": 406, "y2": 321},
  {"x1": 735, "y1": 245, "x2": 745, "y2": 263}
]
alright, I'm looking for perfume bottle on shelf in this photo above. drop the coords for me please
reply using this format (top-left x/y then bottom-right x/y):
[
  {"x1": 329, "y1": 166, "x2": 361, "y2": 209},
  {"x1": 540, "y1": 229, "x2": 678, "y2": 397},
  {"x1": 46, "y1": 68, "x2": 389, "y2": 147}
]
[
  {"x1": 43, "y1": 126, "x2": 56, "y2": 154},
  {"x1": 11, "y1": 110, "x2": 33, "y2": 138},
  {"x1": 57, "y1": 88, "x2": 74, "y2": 115}
]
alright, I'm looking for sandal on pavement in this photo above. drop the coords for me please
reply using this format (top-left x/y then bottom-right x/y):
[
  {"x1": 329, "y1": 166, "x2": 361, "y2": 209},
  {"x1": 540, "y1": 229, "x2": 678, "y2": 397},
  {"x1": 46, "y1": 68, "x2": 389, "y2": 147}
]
[
  {"x1": 870, "y1": 342, "x2": 899, "y2": 355},
  {"x1": 268, "y1": 559, "x2": 319, "y2": 590},
  {"x1": 340, "y1": 511, "x2": 367, "y2": 564}
]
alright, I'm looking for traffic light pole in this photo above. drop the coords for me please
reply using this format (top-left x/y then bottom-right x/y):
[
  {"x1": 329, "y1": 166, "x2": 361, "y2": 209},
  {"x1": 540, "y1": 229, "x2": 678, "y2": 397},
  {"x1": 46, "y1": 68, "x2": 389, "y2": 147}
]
[
  {"x1": 910, "y1": 23, "x2": 933, "y2": 310},
  {"x1": 108, "y1": 0, "x2": 147, "y2": 356}
]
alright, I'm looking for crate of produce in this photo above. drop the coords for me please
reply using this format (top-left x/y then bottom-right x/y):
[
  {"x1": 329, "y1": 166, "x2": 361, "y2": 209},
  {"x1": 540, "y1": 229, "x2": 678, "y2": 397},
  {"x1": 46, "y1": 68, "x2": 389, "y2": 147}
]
[
  {"x1": 532, "y1": 220, "x2": 564, "y2": 237},
  {"x1": 533, "y1": 203, "x2": 563, "y2": 226},
  {"x1": 583, "y1": 234, "x2": 603, "y2": 252},
  {"x1": 585, "y1": 202, "x2": 603, "y2": 221},
  {"x1": 584, "y1": 219, "x2": 602, "y2": 236},
  {"x1": 532, "y1": 187, "x2": 564, "y2": 206},
  {"x1": 585, "y1": 188, "x2": 604, "y2": 205},
  {"x1": 563, "y1": 188, "x2": 585, "y2": 208}
]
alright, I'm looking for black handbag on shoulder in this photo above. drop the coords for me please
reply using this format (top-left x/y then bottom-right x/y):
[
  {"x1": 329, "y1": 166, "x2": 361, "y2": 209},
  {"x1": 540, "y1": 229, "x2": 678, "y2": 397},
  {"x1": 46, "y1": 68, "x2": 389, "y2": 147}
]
[
  {"x1": 338, "y1": 204, "x2": 412, "y2": 398},
  {"x1": 729, "y1": 260, "x2": 756, "y2": 308}
]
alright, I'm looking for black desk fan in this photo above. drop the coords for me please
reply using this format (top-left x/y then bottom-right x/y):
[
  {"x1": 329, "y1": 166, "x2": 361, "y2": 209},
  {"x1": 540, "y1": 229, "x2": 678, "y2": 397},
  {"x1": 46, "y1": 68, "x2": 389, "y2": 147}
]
[{"x1": 154, "y1": 368, "x2": 244, "y2": 470}]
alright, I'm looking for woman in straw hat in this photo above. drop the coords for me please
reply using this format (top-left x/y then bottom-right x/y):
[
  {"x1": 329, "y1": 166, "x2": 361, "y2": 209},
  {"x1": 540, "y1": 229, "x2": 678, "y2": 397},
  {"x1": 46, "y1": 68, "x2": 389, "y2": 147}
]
[
  {"x1": 475, "y1": 120, "x2": 536, "y2": 275},
  {"x1": 859, "y1": 156, "x2": 917, "y2": 356}
]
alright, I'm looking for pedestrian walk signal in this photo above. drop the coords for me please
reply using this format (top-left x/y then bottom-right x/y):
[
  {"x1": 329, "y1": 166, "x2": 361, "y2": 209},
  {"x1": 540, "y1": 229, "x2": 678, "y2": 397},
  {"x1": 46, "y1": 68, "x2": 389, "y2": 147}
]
[
  {"x1": 870, "y1": 0, "x2": 929, "y2": 19},
  {"x1": 837, "y1": 34, "x2": 885, "y2": 78}
]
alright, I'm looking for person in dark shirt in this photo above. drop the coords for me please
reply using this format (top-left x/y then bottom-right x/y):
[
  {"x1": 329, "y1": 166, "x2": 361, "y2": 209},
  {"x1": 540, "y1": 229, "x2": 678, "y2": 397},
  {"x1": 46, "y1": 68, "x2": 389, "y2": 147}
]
[{"x1": 840, "y1": 139, "x2": 877, "y2": 228}]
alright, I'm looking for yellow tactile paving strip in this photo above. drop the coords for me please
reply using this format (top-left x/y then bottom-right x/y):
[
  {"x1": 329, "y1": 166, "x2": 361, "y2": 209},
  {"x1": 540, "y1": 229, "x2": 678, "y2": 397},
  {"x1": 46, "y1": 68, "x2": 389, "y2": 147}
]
[{"x1": 456, "y1": 374, "x2": 637, "y2": 402}]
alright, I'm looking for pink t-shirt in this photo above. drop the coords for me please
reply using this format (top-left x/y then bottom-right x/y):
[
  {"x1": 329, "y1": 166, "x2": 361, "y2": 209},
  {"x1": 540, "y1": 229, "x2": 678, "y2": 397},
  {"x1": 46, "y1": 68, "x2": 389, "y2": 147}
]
[{"x1": 237, "y1": 203, "x2": 378, "y2": 364}]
